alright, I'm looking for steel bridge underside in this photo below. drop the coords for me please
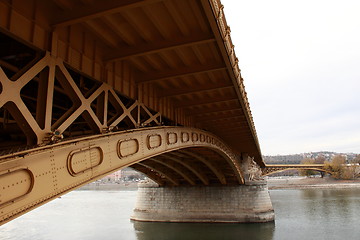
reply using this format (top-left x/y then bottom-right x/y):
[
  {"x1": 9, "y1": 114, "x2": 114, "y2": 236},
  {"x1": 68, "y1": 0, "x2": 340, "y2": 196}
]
[
  {"x1": 0, "y1": 0, "x2": 263, "y2": 163},
  {"x1": 0, "y1": 0, "x2": 267, "y2": 225}
]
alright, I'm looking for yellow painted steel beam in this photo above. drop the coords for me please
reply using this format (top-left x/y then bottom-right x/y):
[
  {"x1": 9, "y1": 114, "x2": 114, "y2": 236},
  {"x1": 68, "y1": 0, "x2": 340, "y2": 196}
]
[
  {"x1": 52, "y1": 0, "x2": 164, "y2": 28},
  {"x1": 161, "y1": 84, "x2": 233, "y2": 98},
  {"x1": 160, "y1": 153, "x2": 210, "y2": 185},
  {"x1": 262, "y1": 164, "x2": 328, "y2": 176},
  {"x1": 106, "y1": 33, "x2": 215, "y2": 62},
  {"x1": 0, "y1": 0, "x2": 265, "y2": 166},
  {"x1": 148, "y1": 157, "x2": 196, "y2": 186},
  {"x1": 0, "y1": 52, "x2": 163, "y2": 145},
  {"x1": 0, "y1": 126, "x2": 244, "y2": 225},
  {"x1": 136, "y1": 63, "x2": 226, "y2": 83}
]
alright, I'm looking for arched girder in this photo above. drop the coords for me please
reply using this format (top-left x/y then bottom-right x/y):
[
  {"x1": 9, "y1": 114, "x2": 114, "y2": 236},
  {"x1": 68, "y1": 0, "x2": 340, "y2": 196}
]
[
  {"x1": 175, "y1": 150, "x2": 227, "y2": 185},
  {"x1": 170, "y1": 151, "x2": 220, "y2": 184},
  {"x1": 187, "y1": 148, "x2": 244, "y2": 185},
  {"x1": 164, "y1": 152, "x2": 209, "y2": 185},
  {"x1": 0, "y1": 126, "x2": 244, "y2": 225},
  {"x1": 131, "y1": 163, "x2": 165, "y2": 186},
  {"x1": 148, "y1": 157, "x2": 196, "y2": 186},
  {"x1": 137, "y1": 162, "x2": 179, "y2": 186},
  {"x1": 262, "y1": 167, "x2": 330, "y2": 176}
]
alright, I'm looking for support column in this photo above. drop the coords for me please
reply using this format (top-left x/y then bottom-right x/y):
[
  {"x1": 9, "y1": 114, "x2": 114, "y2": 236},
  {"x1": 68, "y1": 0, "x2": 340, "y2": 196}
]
[{"x1": 131, "y1": 181, "x2": 274, "y2": 223}]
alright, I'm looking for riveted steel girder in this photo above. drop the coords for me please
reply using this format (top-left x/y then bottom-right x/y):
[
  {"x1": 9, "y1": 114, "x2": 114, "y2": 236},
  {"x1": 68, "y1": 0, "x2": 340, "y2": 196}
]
[{"x1": 0, "y1": 126, "x2": 244, "y2": 225}]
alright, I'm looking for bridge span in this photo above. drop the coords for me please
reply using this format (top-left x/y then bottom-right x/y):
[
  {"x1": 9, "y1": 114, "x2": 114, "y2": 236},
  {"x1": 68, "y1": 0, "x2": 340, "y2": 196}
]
[
  {"x1": 0, "y1": 0, "x2": 275, "y2": 224},
  {"x1": 263, "y1": 164, "x2": 328, "y2": 176},
  {"x1": 0, "y1": 126, "x2": 248, "y2": 224}
]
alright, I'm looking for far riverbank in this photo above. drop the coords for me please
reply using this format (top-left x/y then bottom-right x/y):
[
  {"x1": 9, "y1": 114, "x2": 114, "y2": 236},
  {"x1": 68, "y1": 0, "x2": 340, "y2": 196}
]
[
  {"x1": 78, "y1": 181, "x2": 139, "y2": 191},
  {"x1": 267, "y1": 176, "x2": 360, "y2": 190},
  {"x1": 78, "y1": 177, "x2": 360, "y2": 191}
]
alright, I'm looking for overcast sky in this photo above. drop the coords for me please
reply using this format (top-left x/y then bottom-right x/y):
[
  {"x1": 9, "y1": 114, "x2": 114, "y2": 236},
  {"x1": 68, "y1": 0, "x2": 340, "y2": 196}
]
[{"x1": 222, "y1": 0, "x2": 360, "y2": 155}]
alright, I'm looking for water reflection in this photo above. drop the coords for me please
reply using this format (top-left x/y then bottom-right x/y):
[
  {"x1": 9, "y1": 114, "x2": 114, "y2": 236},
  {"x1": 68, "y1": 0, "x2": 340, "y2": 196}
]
[
  {"x1": 270, "y1": 189, "x2": 360, "y2": 240},
  {"x1": 133, "y1": 221, "x2": 275, "y2": 240},
  {"x1": 2, "y1": 189, "x2": 360, "y2": 240},
  {"x1": 301, "y1": 189, "x2": 356, "y2": 220}
]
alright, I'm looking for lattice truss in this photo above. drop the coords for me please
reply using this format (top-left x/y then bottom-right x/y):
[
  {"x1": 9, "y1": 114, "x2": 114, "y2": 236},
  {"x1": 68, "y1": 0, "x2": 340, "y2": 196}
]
[{"x1": 0, "y1": 52, "x2": 161, "y2": 149}]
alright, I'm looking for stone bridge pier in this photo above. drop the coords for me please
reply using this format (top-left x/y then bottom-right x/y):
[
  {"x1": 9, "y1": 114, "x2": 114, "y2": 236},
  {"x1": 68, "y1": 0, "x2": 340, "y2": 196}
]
[{"x1": 132, "y1": 155, "x2": 275, "y2": 223}]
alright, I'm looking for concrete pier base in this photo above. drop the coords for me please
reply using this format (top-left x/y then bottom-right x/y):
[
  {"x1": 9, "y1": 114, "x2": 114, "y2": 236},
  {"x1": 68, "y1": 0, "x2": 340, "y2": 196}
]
[{"x1": 131, "y1": 181, "x2": 275, "y2": 223}]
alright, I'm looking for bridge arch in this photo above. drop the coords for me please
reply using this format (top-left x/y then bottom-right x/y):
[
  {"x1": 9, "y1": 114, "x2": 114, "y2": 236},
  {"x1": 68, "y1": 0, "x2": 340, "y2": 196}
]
[
  {"x1": 0, "y1": 126, "x2": 244, "y2": 225},
  {"x1": 131, "y1": 147, "x2": 236, "y2": 186},
  {"x1": 262, "y1": 167, "x2": 331, "y2": 176},
  {"x1": 110, "y1": 126, "x2": 245, "y2": 186}
]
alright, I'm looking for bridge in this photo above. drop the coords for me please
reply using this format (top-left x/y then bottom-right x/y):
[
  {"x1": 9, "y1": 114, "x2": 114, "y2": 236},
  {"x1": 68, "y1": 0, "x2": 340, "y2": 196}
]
[
  {"x1": 263, "y1": 164, "x2": 328, "y2": 176},
  {"x1": 0, "y1": 0, "x2": 275, "y2": 224}
]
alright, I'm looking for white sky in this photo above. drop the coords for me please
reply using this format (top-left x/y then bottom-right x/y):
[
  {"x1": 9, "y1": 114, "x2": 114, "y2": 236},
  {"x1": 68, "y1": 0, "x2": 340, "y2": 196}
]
[{"x1": 222, "y1": 0, "x2": 360, "y2": 155}]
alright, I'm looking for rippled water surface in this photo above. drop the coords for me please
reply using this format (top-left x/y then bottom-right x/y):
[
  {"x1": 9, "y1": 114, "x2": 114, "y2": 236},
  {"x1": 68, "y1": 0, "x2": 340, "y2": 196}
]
[{"x1": 1, "y1": 188, "x2": 360, "y2": 240}]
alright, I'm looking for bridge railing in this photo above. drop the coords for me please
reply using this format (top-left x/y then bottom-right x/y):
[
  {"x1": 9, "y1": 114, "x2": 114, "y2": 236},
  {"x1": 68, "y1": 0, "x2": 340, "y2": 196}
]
[{"x1": 208, "y1": 0, "x2": 257, "y2": 141}]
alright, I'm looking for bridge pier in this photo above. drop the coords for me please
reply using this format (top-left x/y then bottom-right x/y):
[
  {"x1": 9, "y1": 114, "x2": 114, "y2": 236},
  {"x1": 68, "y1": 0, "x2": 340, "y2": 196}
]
[{"x1": 131, "y1": 181, "x2": 274, "y2": 223}]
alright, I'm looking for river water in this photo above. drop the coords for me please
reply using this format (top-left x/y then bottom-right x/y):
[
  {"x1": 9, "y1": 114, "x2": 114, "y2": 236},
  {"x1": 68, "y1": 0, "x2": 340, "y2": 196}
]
[{"x1": 1, "y1": 188, "x2": 360, "y2": 240}]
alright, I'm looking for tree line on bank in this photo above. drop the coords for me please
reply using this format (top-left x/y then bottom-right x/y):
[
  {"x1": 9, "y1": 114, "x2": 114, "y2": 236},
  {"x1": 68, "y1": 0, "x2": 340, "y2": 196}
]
[{"x1": 299, "y1": 155, "x2": 360, "y2": 179}]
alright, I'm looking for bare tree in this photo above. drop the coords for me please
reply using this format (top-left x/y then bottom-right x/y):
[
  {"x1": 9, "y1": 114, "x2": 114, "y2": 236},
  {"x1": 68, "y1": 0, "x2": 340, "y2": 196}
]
[
  {"x1": 324, "y1": 155, "x2": 346, "y2": 179},
  {"x1": 315, "y1": 155, "x2": 326, "y2": 164}
]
